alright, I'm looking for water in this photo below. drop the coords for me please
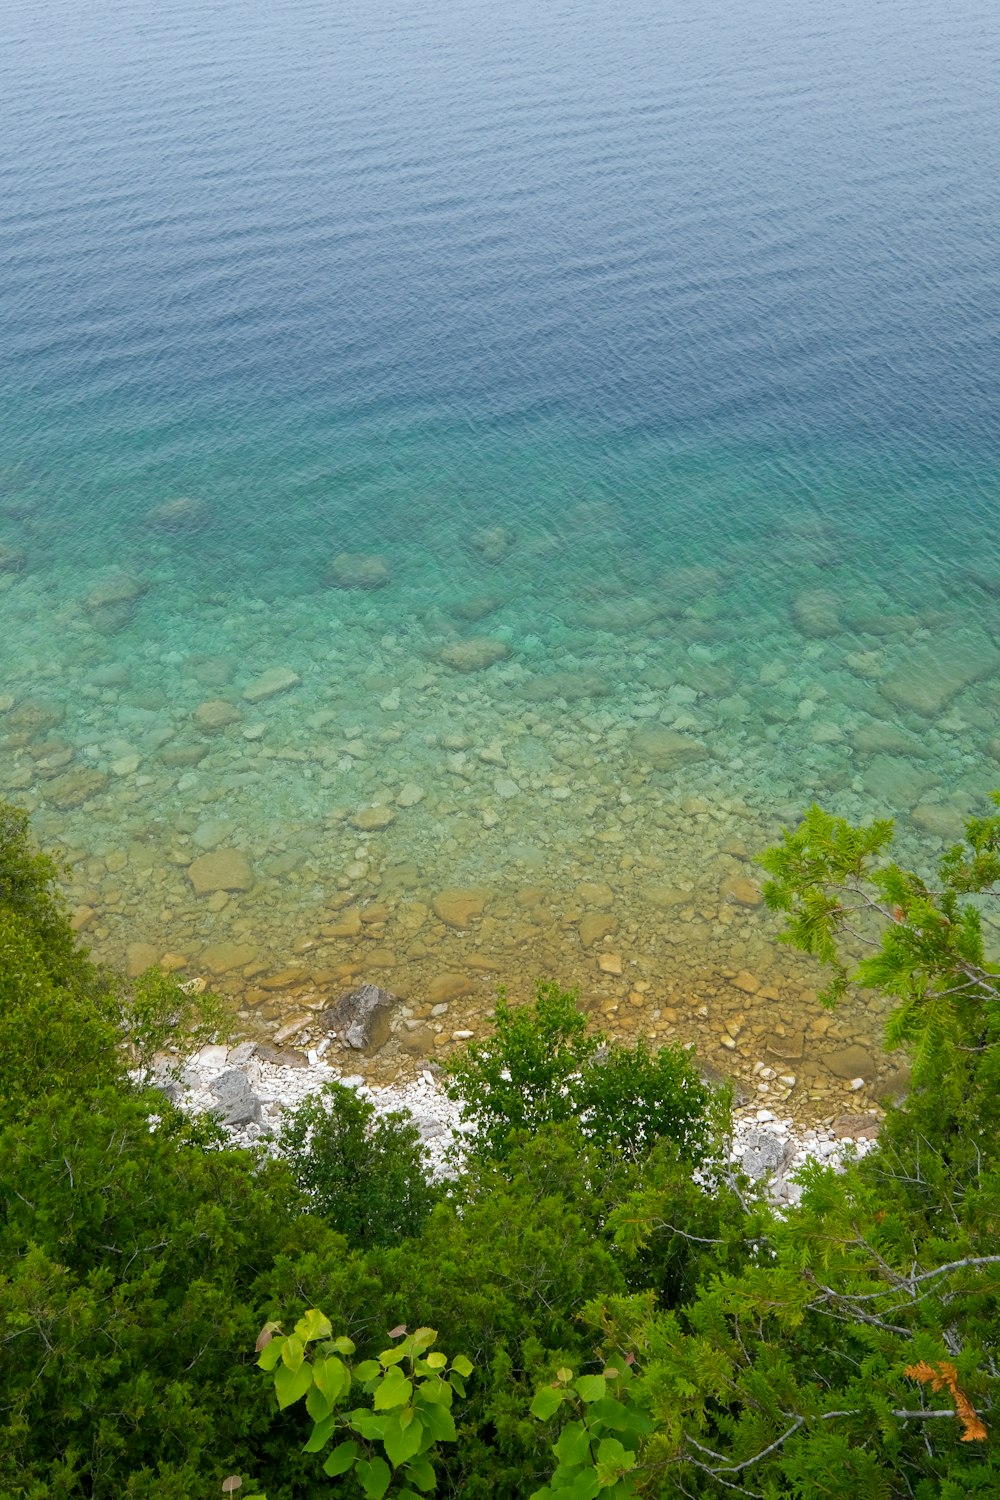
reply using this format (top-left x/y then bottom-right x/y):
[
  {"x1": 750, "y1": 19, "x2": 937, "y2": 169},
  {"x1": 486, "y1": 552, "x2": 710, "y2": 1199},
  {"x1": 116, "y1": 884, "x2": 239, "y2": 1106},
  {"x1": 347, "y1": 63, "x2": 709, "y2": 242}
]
[{"x1": 2, "y1": 0, "x2": 1000, "y2": 1114}]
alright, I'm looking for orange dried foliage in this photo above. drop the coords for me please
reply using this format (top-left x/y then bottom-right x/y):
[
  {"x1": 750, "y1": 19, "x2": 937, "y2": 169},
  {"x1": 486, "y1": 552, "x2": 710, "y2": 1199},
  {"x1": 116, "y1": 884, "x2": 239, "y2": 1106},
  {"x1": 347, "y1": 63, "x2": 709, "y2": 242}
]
[{"x1": 905, "y1": 1361, "x2": 988, "y2": 1443}]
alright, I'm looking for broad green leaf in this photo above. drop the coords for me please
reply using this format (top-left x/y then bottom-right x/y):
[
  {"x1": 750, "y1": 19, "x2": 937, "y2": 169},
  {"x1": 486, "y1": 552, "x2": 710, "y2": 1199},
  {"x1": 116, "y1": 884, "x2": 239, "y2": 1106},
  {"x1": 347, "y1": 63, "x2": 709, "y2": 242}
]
[
  {"x1": 305, "y1": 1384, "x2": 334, "y2": 1424},
  {"x1": 423, "y1": 1351, "x2": 448, "y2": 1370},
  {"x1": 419, "y1": 1399, "x2": 456, "y2": 1443},
  {"x1": 274, "y1": 1361, "x2": 312, "y2": 1410},
  {"x1": 302, "y1": 1414, "x2": 335, "y2": 1453},
  {"x1": 356, "y1": 1456, "x2": 392, "y2": 1500},
  {"x1": 585, "y1": 1397, "x2": 629, "y2": 1431},
  {"x1": 294, "y1": 1309, "x2": 332, "y2": 1343},
  {"x1": 281, "y1": 1335, "x2": 305, "y2": 1372},
  {"x1": 351, "y1": 1408, "x2": 388, "y2": 1441},
  {"x1": 332, "y1": 1335, "x2": 356, "y2": 1357},
  {"x1": 312, "y1": 1354, "x2": 348, "y2": 1404},
  {"x1": 402, "y1": 1457, "x2": 436, "y2": 1493},
  {"x1": 409, "y1": 1326, "x2": 437, "y2": 1353},
  {"x1": 257, "y1": 1341, "x2": 283, "y2": 1372},
  {"x1": 383, "y1": 1412, "x2": 425, "y2": 1467},
  {"x1": 355, "y1": 1359, "x2": 382, "y2": 1382},
  {"x1": 323, "y1": 1440, "x2": 359, "y2": 1477},
  {"x1": 450, "y1": 1354, "x2": 473, "y2": 1378},
  {"x1": 374, "y1": 1371, "x2": 413, "y2": 1410},
  {"x1": 379, "y1": 1345, "x2": 407, "y2": 1366},
  {"x1": 551, "y1": 1470, "x2": 599, "y2": 1499},
  {"x1": 530, "y1": 1386, "x2": 565, "y2": 1421},
  {"x1": 553, "y1": 1421, "x2": 592, "y2": 1467},
  {"x1": 574, "y1": 1375, "x2": 607, "y2": 1404}
]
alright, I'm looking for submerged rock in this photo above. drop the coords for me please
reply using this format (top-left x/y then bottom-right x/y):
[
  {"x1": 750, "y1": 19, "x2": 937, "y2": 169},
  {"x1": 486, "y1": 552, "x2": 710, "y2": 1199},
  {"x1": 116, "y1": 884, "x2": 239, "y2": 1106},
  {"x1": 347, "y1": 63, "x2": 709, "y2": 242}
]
[
  {"x1": 632, "y1": 727, "x2": 709, "y2": 769},
  {"x1": 0, "y1": 543, "x2": 26, "y2": 573},
  {"x1": 466, "y1": 526, "x2": 516, "y2": 564},
  {"x1": 145, "y1": 496, "x2": 212, "y2": 532},
  {"x1": 448, "y1": 594, "x2": 503, "y2": 622},
  {"x1": 438, "y1": 637, "x2": 511, "y2": 672},
  {"x1": 432, "y1": 889, "x2": 488, "y2": 929},
  {"x1": 193, "y1": 698, "x2": 243, "y2": 734},
  {"x1": 84, "y1": 571, "x2": 148, "y2": 612},
  {"x1": 6, "y1": 698, "x2": 65, "y2": 738},
  {"x1": 792, "y1": 588, "x2": 841, "y2": 639},
  {"x1": 327, "y1": 552, "x2": 391, "y2": 589},
  {"x1": 187, "y1": 849, "x2": 254, "y2": 895},
  {"x1": 520, "y1": 671, "x2": 610, "y2": 702},
  {"x1": 45, "y1": 767, "x2": 108, "y2": 809},
  {"x1": 881, "y1": 634, "x2": 998, "y2": 717},
  {"x1": 83, "y1": 571, "x2": 148, "y2": 635},
  {"x1": 243, "y1": 667, "x2": 301, "y2": 703},
  {"x1": 350, "y1": 805, "x2": 396, "y2": 832}
]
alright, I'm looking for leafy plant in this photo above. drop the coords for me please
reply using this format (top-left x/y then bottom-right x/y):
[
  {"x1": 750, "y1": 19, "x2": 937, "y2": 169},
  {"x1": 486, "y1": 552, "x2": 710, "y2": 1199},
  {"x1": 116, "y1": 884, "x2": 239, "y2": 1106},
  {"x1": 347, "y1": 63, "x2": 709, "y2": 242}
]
[
  {"x1": 528, "y1": 1362, "x2": 650, "y2": 1498},
  {"x1": 757, "y1": 796, "x2": 1000, "y2": 1076},
  {"x1": 252, "y1": 1313, "x2": 473, "y2": 1499},
  {"x1": 445, "y1": 982, "x2": 713, "y2": 1166},
  {"x1": 278, "y1": 1082, "x2": 440, "y2": 1248}
]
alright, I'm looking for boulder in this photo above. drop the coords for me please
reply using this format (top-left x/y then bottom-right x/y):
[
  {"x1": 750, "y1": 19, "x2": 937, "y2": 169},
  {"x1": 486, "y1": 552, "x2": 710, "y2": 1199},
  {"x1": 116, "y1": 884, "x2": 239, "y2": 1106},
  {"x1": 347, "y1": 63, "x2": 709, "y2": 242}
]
[
  {"x1": 824, "y1": 1043, "x2": 876, "y2": 1080},
  {"x1": 322, "y1": 983, "x2": 399, "y2": 1052},
  {"x1": 433, "y1": 889, "x2": 488, "y2": 929},
  {"x1": 45, "y1": 767, "x2": 108, "y2": 809},
  {"x1": 145, "y1": 496, "x2": 211, "y2": 532},
  {"x1": 438, "y1": 637, "x2": 511, "y2": 672},
  {"x1": 578, "y1": 912, "x2": 619, "y2": 948},
  {"x1": 243, "y1": 667, "x2": 301, "y2": 703},
  {"x1": 350, "y1": 805, "x2": 396, "y2": 832},
  {"x1": 200, "y1": 940, "x2": 258, "y2": 973},
  {"x1": 739, "y1": 1127, "x2": 791, "y2": 1178},
  {"x1": 911, "y1": 802, "x2": 963, "y2": 839},
  {"x1": 881, "y1": 634, "x2": 999, "y2": 717},
  {"x1": 84, "y1": 571, "x2": 147, "y2": 611},
  {"x1": 6, "y1": 698, "x2": 65, "y2": 737},
  {"x1": 792, "y1": 588, "x2": 841, "y2": 639},
  {"x1": 193, "y1": 698, "x2": 243, "y2": 734},
  {"x1": 632, "y1": 727, "x2": 709, "y2": 769},
  {"x1": 327, "y1": 552, "x2": 391, "y2": 589},
  {"x1": 448, "y1": 594, "x2": 503, "y2": 622},
  {"x1": 861, "y1": 756, "x2": 937, "y2": 807},
  {"x1": 521, "y1": 671, "x2": 610, "y2": 702},
  {"x1": 208, "y1": 1067, "x2": 262, "y2": 1126},
  {"x1": 187, "y1": 849, "x2": 254, "y2": 895},
  {"x1": 466, "y1": 526, "x2": 516, "y2": 564}
]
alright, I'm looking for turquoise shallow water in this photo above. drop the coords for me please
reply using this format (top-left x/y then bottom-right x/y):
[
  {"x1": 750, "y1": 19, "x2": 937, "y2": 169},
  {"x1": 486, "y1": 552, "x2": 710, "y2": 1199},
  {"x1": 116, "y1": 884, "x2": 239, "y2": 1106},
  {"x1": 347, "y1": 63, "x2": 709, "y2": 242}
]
[{"x1": 2, "y1": 0, "x2": 1000, "y2": 1108}]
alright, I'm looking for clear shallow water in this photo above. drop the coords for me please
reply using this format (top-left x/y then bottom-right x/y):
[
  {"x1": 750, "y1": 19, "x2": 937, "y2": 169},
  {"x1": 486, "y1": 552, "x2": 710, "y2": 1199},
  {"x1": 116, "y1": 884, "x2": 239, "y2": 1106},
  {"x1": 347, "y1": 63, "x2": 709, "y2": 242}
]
[{"x1": 2, "y1": 0, "x2": 1000, "y2": 1112}]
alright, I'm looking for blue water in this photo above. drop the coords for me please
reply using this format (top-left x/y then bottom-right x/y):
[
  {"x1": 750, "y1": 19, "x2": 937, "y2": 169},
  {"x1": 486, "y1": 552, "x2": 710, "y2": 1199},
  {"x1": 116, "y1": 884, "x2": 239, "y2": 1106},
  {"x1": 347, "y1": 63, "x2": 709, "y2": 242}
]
[{"x1": 2, "y1": 0, "x2": 1000, "y2": 1096}]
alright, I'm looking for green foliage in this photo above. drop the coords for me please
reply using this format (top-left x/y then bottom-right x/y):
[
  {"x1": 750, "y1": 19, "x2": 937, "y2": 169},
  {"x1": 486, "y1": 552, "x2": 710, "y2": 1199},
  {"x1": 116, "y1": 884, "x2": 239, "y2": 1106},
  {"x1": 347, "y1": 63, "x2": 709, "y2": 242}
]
[
  {"x1": 528, "y1": 1362, "x2": 650, "y2": 1498},
  {"x1": 445, "y1": 982, "x2": 713, "y2": 1166},
  {"x1": 251, "y1": 1315, "x2": 472, "y2": 1499},
  {"x1": 758, "y1": 796, "x2": 1000, "y2": 1076},
  {"x1": 0, "y1": 799, "x2": 224, "y2": 1124},
  {"x1": 278, "y1": 1082, "x2": 440, "y2": 1249},
  {"x1": 4, "y1": 792, "x2": 1000, "y2": 1499}
]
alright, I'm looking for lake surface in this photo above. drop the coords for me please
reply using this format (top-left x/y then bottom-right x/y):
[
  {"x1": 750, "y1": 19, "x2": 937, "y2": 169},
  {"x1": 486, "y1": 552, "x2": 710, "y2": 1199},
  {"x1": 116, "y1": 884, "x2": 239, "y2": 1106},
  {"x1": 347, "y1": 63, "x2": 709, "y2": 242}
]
[{"x1": 2, "y1": 0, "x2": 999, "y2": 1113}]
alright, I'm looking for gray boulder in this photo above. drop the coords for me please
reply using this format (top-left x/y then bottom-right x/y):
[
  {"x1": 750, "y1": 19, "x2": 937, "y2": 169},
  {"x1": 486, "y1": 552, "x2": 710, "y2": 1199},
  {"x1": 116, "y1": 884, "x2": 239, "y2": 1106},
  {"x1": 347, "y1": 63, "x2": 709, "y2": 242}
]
[
  {"x1": 738, "y1": 1128, "x2": 791, "y2": 1179},
  {"x1": 208, "y1": 1067, "x2": 262, "y2": 1126},
  {"x1": 322, "y1": 983, "x2": 398, "y2": 1053}
]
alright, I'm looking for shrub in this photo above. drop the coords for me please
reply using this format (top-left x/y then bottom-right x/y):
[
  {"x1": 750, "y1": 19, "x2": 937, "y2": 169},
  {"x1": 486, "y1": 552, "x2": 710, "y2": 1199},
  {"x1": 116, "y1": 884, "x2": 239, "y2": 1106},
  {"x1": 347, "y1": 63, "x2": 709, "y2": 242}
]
[
  {"x1": 278, "y1": 1083, "x2": 439, "y2": 1249},
  {"x1": 445, "y1": 982, "x2": 715, "y2": 1166}
]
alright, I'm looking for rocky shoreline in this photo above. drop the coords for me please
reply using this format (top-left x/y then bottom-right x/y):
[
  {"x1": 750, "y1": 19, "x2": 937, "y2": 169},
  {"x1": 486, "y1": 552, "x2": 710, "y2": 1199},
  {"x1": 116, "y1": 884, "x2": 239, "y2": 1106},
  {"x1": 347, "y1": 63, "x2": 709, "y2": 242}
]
[{"x1": 157, "y1": 1035, "x2": 880, "y2": 1210}]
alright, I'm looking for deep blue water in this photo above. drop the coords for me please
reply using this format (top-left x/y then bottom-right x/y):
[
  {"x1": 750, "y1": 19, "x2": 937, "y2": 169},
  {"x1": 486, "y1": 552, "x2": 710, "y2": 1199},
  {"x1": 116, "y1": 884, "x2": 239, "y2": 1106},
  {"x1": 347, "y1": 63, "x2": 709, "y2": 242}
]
[{"x1": 2, "y1": 0, "x2": 1000, "y2": 1060}]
